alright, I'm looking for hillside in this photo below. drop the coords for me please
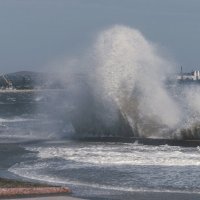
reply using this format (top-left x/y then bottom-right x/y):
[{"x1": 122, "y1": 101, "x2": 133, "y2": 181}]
[{"x1": 0, "y1": 71, "x2": 65, "y2": 89}]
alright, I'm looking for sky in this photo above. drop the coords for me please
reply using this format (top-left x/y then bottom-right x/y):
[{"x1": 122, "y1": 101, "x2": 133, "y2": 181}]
[{"x1": 0, "y1": 0, "x2": 200, "y2": 73}]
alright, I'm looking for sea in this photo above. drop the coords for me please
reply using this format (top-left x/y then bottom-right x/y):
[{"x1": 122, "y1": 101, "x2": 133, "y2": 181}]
[{"x1": 1, "y1": 90, "x2": 200, "y2": 200}]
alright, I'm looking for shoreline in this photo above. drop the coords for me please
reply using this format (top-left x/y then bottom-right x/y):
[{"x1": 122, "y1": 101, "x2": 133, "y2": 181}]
[
  {"x1": 0, "y1": 177, "x2": 54, "y2": 188},
  {"x1": 0, "y1": 143, "x2": 76, "y2": 199},
  {"x1": 0, "y1": 177, "x2": 75, "y2": 199},
  {"x1": 2, "y1": 165, "x2": 200, "y2": 200},
  {"x1": 2, "y1": 177, "x2": 200, "y2": 200},
  {"x1": 2, "y1": 142, "x2": 200, "y2": 199}
]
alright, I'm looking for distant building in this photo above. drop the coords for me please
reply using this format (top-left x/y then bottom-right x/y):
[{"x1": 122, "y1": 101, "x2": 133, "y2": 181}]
[{"x1": 177, "y1": 70, "x2": 200, "y2": 81}]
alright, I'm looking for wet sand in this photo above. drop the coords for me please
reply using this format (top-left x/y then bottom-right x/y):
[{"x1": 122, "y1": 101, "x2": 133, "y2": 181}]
[
  {"x1": 0, "y1": 178, "x2": 83, "y2": 200},
  {"x1": 0, "y1": 145, "x2": 76, "y2": 200},
  {"x1": 3, "y1": 197, "x2": 84, "y2": 200}
]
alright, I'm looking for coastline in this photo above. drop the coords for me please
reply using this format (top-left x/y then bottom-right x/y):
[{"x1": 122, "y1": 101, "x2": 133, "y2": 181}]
[
  {"x1": 1, "y1": 176, "x2": 200, "y2": 200},
  {"x1": 0, "y1": 143, "x2": 84, "y2": 199},
  {"x1": 1, "y1": 143, "x2": 200, "y2": 200},
  {"x1": 0, "y1": 177, "x2": 49, "y2": 188},
  {"x1": 0, "y1": 177, "x2": 84, "y2": 199}
]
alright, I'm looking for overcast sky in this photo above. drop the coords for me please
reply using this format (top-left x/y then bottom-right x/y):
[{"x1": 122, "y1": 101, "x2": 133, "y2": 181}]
[{"x1": 0, "y1": 0, "x2": 200, "y2": 73}]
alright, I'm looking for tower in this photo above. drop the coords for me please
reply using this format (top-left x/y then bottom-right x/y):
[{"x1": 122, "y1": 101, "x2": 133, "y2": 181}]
[{"x1": 181, "y1": 66, "x2": 183, "y2": 80}]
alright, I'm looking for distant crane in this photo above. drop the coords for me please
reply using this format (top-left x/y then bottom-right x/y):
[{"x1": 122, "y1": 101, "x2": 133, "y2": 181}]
[{"x1": 0, "y1": 74, "x2": 13, "y2": 89}]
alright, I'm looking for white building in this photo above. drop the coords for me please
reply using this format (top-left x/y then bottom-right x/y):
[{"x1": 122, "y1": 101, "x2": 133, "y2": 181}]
[{"x1": 177, "y1": 70, "x2": 200, "y2": 81}]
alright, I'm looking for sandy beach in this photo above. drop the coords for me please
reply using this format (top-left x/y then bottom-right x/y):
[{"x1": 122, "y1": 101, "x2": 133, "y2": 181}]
[
  {"x1": 5, "y1": 197, "x2": 84, "y2": 200},
  {"x1": 0, "y1": 144, "x2": 82, "y2": 199},
  {"x1": 0, "y1": 178, "x2": 84, "y2": 200}
]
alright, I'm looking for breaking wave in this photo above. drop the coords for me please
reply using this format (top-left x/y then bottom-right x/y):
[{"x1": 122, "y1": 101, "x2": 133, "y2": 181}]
[
  {"x1": 38, "y1": 25, "x2": 200, "y2": 139},
  {"x1": 9, "y1": 143, "x2": 200, "y2": 193}
]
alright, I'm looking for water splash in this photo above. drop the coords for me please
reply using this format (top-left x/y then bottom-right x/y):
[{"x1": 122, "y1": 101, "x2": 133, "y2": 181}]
[
  {"x1": 43, "y1": 25, "x2": 200, "y2": 139},
  {"x1": 88, "y1": 25, "x2": 181, "y2": 138}
]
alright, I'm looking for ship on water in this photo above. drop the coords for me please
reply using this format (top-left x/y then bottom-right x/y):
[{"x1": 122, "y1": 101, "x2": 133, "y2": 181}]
[{"x1": 177, "y1": 66, "x2": 200, "y2": 81}]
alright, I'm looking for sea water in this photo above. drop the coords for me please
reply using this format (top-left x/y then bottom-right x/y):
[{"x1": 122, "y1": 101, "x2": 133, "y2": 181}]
[
  {"x1": 0, "y1": 90, "x2": 200, "y2": 199},
  {"x1": 2, "y1": 25, "x2": 200, "y2": 199}
]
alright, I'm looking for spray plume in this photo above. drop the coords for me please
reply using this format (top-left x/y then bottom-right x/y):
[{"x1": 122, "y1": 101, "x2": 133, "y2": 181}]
[{"x1": 42, "y1": 25, "x2": 200, "y2": 139}]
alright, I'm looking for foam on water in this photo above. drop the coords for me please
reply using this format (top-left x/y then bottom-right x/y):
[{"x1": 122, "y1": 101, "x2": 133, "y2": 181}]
[
  {"x1": 21, "y1": 144, "x2": 200, "y2": 166},
  {"x1": 8, "y1": 142, "x2": 200, "y2": 195},
  {"x1": 7, "y1": 168, "x2": 200, "y2": 194}
]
